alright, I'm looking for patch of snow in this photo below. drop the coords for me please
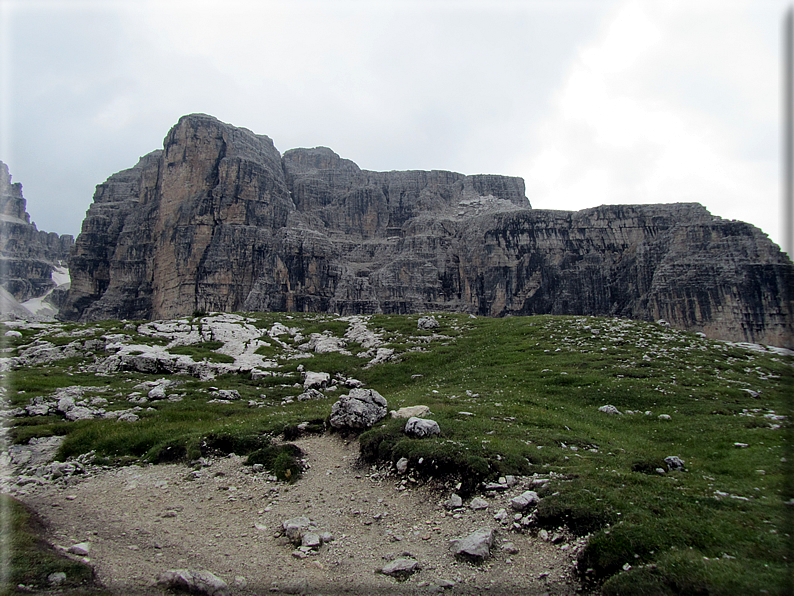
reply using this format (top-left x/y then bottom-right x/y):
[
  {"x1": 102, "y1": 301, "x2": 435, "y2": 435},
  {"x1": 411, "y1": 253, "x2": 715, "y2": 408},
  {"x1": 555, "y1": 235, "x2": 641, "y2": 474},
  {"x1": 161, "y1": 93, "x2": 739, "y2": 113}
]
[{"x1": 51, "y1": 266, "x2": 70, "y2": 287}]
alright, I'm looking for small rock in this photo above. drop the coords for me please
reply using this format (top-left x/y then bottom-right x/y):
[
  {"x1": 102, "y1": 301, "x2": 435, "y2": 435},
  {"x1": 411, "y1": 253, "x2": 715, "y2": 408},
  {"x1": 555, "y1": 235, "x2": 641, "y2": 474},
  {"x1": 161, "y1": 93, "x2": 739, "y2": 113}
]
[
  {"x1": 391, "y1": 405, "x2": 431, "y2": 419},
  {"x1": 303, "y1": 371, "x2": 331, "y2": 390},
  {"x1": 404, "y1": 417, "x2": 441, "y2": 438},
  {"x1": 48, "y1": 572, "x2": 67, "y2": 585},
  {"x1": 381, "y1": 557, "x2": 421, "y2": 577},
  {"x1": 658, "y1": 414, "x2": 672, "y2": 420},
  {"x1": 396, "y1": 457, "x2": 409, "y2": 474},
  {"x1": 501, "y1": 542, "x2": 519, "y2": 554},
  {"x1": 444, "y1": 494, "x2": 463, "y2": 509},
  {"x1": 598, "y1": 405, "x2": 622, "y2": 415},
  {"x1": 417, "y1": 316, "x2": 440, "y2": 330},
  {"x1": 510, "y1": 491, "x2": 540, "y2": 511},
  {"x1": 470, "y1": 497, "x2": 489, "y2": 510},
  {"x1": 450, "y1": 528, "x2": 494, "y2": 561},
  {"x1": 157, "y1": 569, "x2": 228, "y2": 596},
  {"x1": 282, "y1": 517, "x2": 313, "y2": 544},
  {"x1": 664, "y1": 456, "x2": 685, "y2": 471},
  {"x1": 301, "y1": 532, "x2": 321, "y2": 549},
  {"x1": 68, "y1": 542, "x2": 91, "y2": 556}
]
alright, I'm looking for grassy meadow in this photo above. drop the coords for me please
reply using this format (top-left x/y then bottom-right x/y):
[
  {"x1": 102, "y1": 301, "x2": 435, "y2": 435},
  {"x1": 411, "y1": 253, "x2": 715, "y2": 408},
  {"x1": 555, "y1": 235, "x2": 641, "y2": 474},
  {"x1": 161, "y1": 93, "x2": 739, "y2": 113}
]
[{"x1": 1, "y1": 312, "x2": 791, "y2": 595}]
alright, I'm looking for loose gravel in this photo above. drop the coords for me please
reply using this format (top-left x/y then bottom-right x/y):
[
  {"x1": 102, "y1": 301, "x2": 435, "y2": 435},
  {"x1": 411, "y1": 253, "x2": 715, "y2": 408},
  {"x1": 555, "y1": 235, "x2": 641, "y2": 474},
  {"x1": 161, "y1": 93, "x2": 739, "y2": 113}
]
[{"x1": 16, "y1": 434, "x2": 583, "y2": 595}]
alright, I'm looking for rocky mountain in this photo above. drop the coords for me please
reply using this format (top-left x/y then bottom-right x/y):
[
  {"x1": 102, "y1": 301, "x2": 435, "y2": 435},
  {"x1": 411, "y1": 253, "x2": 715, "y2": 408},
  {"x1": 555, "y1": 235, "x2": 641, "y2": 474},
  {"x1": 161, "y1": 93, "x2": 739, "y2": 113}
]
[
  {"x1": 60, "y1": 114, "x2": 793, "y2": 347},
  {"x1": 0, "y1": 161, "x2": 74, "y2": 315}
]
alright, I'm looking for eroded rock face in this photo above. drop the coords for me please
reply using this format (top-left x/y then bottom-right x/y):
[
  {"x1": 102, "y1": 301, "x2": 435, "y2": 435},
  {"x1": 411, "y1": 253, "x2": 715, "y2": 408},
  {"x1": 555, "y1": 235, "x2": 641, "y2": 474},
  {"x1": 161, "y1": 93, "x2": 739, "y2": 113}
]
[
  {"x1": 0, "y1": 161, "x2": 73, "y2": 305},
  {"x1": 60, "y1": 114, "x2": 794, "y2": 347}
]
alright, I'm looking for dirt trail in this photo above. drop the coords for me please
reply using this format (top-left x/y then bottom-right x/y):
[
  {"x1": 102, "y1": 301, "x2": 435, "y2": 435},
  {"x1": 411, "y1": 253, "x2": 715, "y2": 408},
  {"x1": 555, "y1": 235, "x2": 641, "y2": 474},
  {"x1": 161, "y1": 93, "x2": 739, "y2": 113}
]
[{"x1": 19, "y1": 434, "x2": 582, "y2": 595}]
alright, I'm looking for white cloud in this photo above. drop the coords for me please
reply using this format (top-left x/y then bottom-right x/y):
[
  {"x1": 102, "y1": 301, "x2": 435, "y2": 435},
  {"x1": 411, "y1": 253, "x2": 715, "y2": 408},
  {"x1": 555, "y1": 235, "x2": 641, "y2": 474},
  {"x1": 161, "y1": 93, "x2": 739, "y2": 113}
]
[{"x1": 515, "y1": 0, "x2": 785, "y2": 246}]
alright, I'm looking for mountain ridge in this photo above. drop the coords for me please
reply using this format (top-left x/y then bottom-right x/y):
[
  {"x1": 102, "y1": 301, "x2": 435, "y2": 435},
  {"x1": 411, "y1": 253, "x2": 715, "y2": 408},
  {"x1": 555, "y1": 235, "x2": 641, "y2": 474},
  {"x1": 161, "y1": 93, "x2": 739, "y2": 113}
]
[{"x1": 46, "y1": 113, "x2": 794, "y2": 347}]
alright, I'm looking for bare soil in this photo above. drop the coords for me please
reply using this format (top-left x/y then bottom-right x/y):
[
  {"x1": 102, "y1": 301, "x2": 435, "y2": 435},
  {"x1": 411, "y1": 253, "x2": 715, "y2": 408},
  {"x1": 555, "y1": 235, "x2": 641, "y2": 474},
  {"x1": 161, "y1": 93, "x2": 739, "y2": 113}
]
[{"x1": 18, "y1": 434, "x2": 584, "y2": 595}]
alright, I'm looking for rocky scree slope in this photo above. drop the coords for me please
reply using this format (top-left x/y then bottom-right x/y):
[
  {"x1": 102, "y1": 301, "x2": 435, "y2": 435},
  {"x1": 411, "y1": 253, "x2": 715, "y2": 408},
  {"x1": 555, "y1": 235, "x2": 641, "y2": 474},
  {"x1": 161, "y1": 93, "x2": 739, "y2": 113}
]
[
  {"x1": 0, "y1": 161, "x2": 74, "y2": 313},
  {"x1": 60, "y1": 114, "x2": 793, "y2": 347}
]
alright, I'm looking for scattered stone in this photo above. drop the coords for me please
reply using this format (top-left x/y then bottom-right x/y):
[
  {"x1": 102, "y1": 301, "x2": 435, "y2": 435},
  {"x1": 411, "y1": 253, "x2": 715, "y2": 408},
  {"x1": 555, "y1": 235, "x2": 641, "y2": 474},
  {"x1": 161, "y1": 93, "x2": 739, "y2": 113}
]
[
  {"x1": 157, "y1": 569, "x2": 229, "y2": 596},
  {"x1": 213, "y1": 389, "x2": 241, "y2": 401},
  {"x1": 296, "y1": 388, "x2": 325, "y2": 401},
  {"x1": 148, "y1": 385, "x2": 167, "y2": 400},
  {"x1": 664, "y1": 456, "x2": 685, "y2": 471},
  {"x1": 417, "y1": 316, "x2": 440, "y2": 330},
  {"x1": 444, "y1": 494, "x2": 463, "y2": 509},
  {"x1": 501, "y1": 541, "x2": 519, "y2": 554},
  {"x1": 658, "y1": 414, "x2": 672, "y2": 420},
  {"x1": 470, "y1": 497, "x2": 489, "y2": 510},
  {"x1": 68, "y1": 542, "x2": 91, "y2": 556},
  {"x1": 484, "y1": 482, "x2": 508, "y2": 491},
  {"x1": 282, "y1": 517, "x2": 313, "y2": 544},
  {"x1": 510, "y1": 491, "x2": 540, "y2": 511},
  {"x1": 598, "y1": 405, "x2": 622, "y2": 415},
  {"x1": 396, "y1": 458, "x2": 409, "y2": 474},
  {"x1": 303, "y1": 372, "x2": 330, "y2": 390},
  {"x1": 380, "y1": 557, "x2": 421, "y2": 577},
  {"x1": 403, "y1": 416, "x2": 440, "y2": 438},
  {"x1": 450, "y1": 528, "x2": 494, "y2": 561},
  {"x1": 301, "y1": 532, "x2": 321, "y2": 549},
  {"x1": 48, "y1": 572, "x2": 66, "y2": 585},
  {"x1": 390, "y1": 405, "x2": 431, "y2": 419},
  {"x1": 329, "y1": 388, "x2": 388, "y2": 430}
]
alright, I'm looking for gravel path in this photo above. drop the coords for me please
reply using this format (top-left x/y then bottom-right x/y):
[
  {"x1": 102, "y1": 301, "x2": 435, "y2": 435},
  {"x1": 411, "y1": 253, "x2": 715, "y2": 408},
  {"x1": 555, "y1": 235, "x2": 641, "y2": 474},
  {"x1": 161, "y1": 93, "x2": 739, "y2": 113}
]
[{"x1": 18, "y1": 434, "x2": 583, "y2": 595}]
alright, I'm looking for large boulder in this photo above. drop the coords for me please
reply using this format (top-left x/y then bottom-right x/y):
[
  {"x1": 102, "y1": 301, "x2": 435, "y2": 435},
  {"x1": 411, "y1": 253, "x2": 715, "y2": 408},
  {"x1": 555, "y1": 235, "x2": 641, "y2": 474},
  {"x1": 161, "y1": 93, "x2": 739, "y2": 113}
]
[{"x1": 329, "y1": 388, "x2": 387, "y2": 430}]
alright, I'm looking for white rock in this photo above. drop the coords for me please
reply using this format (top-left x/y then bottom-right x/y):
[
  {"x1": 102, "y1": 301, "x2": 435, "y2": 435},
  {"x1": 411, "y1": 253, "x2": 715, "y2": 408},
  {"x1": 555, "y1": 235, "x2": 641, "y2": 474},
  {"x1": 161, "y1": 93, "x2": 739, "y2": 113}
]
[
  {"x1": 303, "y1": 372, "x2": 330, "y2": 390},
  {"x1": 68, "y1": 542, "x2": 91, "y2": 556},
  {"x1": 381, "y1": 558, "x2": 420, "y2": 576},
  {"x1": 470, "y1": 497, "x2": 489, "y2": 510},
  {"x1": 157, "y1": 569, "x2": 228, "y2": 596},
  {"x1": 450, "y1": 528, "x2": 494, "y2": 560},
  {"x1": 510, "y1": 491, "x2": 540, "y2": 511},
  {"x1": 391, "y1": 405, "x2": 431, "y2": 419},
  {"x1": 417, "y1": 316, "x2": 440, "y2": 330},
  {"x1": 404, "y1": 417, "x2": 440, "y2": 438}
]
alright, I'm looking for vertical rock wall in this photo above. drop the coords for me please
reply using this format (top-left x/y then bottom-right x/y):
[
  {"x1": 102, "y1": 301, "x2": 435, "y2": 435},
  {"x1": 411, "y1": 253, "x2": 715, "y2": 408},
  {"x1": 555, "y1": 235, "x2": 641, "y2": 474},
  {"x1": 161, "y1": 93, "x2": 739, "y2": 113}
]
[{"x1": 59, "y1": 114, "x2": 794, "y2": 347}]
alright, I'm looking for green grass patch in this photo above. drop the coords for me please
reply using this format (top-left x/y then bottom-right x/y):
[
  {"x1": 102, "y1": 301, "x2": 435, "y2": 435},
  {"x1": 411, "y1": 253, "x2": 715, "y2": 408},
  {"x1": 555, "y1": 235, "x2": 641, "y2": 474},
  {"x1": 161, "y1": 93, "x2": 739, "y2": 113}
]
[
  {"x1": 0, "y1": 494, "x2": 112, "y2": 596},
  {"x1": 5, "y1": 312, "x2": 792, "y2": 594},
  {"x1": 167, "y1": 341, "x2": 235, "y2": 363}
]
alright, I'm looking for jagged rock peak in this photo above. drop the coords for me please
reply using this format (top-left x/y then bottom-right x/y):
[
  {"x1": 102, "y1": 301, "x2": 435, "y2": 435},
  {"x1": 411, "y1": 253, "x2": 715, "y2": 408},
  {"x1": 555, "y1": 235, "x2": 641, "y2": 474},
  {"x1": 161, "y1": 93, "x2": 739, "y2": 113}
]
[
  {"x1": 60, "y1": 115, "x2": 793, "y2": 348},
  {"x1": 0, "y1": 161, "x2": 74, "y2": 309}
]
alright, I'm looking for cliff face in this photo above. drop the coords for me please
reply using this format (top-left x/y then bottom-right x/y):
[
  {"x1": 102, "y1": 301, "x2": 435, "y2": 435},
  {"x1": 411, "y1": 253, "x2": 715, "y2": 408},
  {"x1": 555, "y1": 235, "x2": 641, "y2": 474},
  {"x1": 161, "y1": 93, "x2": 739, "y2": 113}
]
[
  {"x1": 61, "y1": 114, "x2": 793, "y2": 347},
  {"x1": 0, "y1": 161, "x2": 74, "y2": 303}
]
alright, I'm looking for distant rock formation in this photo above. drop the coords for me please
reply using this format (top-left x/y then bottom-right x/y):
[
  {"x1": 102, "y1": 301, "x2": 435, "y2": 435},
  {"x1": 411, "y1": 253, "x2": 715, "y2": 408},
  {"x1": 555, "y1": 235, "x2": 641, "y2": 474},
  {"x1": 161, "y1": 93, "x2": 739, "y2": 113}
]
[
  {"x1": 0, "y1": 161, "x2": 73, "y2": 316},
  {"x1": 60, "y1": 114, "x2": 793, "y2": 347}
]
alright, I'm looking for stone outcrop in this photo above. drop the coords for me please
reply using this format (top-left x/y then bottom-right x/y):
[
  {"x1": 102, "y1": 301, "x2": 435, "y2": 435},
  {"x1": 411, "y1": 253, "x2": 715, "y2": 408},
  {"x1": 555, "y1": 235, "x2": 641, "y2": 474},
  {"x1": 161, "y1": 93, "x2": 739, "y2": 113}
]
[
  {"x1": 0, "y1": 161, "x2": 73, "y2": 306},
  {"x1": 60, "y1": 114, "x2": 794, "y2": 347}
]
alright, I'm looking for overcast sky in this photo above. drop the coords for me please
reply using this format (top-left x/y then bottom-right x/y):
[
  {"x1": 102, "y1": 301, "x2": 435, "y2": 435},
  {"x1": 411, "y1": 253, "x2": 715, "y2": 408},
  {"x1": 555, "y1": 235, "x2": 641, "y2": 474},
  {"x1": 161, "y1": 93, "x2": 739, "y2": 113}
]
[{"x1": 0, "y1": 0, "x2": 790, "y2": 250}]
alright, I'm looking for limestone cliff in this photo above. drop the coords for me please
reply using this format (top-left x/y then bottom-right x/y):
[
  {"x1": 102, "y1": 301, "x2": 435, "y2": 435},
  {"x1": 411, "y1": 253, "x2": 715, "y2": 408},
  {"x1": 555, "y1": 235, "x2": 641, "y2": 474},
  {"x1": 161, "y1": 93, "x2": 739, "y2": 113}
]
[
  {"x1": 61, "y1": 114, "x2": 793, "y2": 347},
  {"x1": 0, "y1": 161, "x2": 74, "y2": 303}
]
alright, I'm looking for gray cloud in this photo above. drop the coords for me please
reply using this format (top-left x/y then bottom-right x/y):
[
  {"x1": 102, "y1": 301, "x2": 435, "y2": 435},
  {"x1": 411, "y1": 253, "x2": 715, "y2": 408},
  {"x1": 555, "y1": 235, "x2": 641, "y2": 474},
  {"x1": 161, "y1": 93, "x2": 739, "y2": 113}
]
[{"x1": 2, "y1": 0, "x2": 787, "y2": 249}]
